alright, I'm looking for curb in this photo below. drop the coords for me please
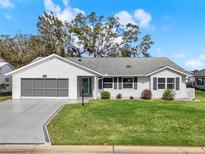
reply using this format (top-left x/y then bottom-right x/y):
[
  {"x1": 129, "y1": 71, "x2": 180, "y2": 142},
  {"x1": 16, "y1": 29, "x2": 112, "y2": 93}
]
[{"x1": 43, "y1": 104, "x2": 65, "y2": 145}]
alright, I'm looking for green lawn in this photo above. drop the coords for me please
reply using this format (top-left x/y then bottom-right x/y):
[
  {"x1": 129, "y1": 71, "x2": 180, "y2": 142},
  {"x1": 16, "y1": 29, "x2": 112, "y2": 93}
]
[
  {"x1": 48, "y1": 90, "x2": 205, "y2": 146},
  {"x1": 0, "y1": 95, "x2": 11, "y2": 102}
]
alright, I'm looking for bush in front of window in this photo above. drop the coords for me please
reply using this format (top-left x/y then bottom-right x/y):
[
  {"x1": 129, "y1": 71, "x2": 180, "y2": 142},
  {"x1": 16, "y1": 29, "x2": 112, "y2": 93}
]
[
  {"x1": 129, "y1": 96, "x2": 134, "y2": 100},
  {"x1": 101, "y1": 91, "x2": 111, "y2": 99},
  {"x1": 116, "y1": 93, "x2": 122, "y2": 99},
  {"x1": 141, "y1": 89, "x2": 152, "y2": 99},
  {"x1": 162, "y1": 89, "x2": 175, "y2": 100}
]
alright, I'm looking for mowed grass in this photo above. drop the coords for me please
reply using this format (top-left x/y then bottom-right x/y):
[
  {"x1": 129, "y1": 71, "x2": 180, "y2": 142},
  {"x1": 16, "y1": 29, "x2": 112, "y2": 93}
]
[{"x1": 48, "y1": 90, "x2": 205, "y2": 146}]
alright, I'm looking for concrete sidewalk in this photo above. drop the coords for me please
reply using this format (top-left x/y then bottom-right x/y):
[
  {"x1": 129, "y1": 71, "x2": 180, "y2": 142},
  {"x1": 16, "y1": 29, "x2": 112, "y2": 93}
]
[{"x1": 1, "y1": 145, "x2": 205, "y2": 154}]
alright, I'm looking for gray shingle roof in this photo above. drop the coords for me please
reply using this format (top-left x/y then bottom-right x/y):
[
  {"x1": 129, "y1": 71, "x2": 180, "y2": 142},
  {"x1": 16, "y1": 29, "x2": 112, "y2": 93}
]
[
  {"x1": 68, "y1": 57, "x2": 190, "y2": 76},
  {"x1": 31, "y1": 56, "x2": 190, "y2": 76},
  {"x1": 193, "y1": 69, "x2": 205, "y2": 76}
]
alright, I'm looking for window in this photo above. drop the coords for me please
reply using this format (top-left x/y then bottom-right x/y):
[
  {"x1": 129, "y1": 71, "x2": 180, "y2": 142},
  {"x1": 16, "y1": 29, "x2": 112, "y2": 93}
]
[
  {"x1": 167, "y1": 78, "x2": 175, "y2": 89},
  {"x1": 197, "y1": 78, "x2": 204, "y2": 85},
  {"x1": 5, "y1": 78, "x2": 10, "y2": 82},
  {"x1": 103, "y1": 78, "x2": 113, "y2": 88},
  {"x1": 158, "y1": 78, "x2": 165, "y2": 89},
  {"x1": 123, "y1": 78, "x2": 133, "y2": 89}
]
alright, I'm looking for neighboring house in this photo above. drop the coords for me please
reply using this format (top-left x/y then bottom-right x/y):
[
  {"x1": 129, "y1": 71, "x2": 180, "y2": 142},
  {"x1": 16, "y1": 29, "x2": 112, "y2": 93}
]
[
  {"x1": 6, "y1": 54, "x2": 195, "y2": 100},
  {"x1": 0, "y1": 58, "x2": 14, "y2": 93},
  {"x1": 191, "y1": 69, "x2": 205, "y2": 90}
]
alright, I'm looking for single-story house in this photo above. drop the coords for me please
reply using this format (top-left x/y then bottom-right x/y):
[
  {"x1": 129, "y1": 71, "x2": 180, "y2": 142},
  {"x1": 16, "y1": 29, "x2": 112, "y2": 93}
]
[
  {"x1": 6, "y1": 54, "x2": 195, "y2": 100},
  {"x1": 0, "y1": 57, "x2": 14, "y2": 93},
  {"x1": 191, "y1": 69, "x2": 205, "y2": 90}
]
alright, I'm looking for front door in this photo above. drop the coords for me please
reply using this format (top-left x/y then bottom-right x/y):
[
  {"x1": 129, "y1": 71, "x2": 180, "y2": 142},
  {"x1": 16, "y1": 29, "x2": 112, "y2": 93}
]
[{"x1": 82, "y1": 78, "x2": 90, "y2": 96}]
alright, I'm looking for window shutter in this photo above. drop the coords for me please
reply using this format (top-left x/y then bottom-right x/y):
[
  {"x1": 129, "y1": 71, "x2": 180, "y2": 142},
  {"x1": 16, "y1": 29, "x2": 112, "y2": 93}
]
[
  {"x1": 134, "y1": 77, "x2": 138, "y2": 89},
  {"x1": 114, "y1": 77, "x2": 117, "y2": 89},
  {"x1": 98, "y1": 79, "x2": 102, "y2": 89},
  {"x1": 153, "y1": 77, "x2": 157, "y2": 90},
  {"x1": 176, "y1": 77, "x2": 180, "y2": 90},
  {"x1": 89, "y1": 77, "x2": 92, "y2": 95},
  {"x1": 119, "y1": 77, "x2": 122, "y2": 89}
]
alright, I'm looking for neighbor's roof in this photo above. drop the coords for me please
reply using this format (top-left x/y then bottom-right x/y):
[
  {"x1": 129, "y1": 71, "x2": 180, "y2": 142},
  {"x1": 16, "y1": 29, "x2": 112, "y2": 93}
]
[
  {"x1": 193, "y1": 69, "x2": 205, "y2": 76},
  {"x1": 30, "y1": 55, "x2": 190, "y2": 76},
  {"x1": 0, "y1": 62, "x2": 8, "y2": 68}
]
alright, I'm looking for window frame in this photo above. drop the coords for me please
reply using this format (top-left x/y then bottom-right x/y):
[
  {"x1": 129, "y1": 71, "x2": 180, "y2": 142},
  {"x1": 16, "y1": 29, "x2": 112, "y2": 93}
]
[
  {"x1": 167, "y1": 78, "x2": 175, "y2": 90},
  {"x1": 122, "y1": 77, "x2": 134, "y2": 89},
  {"x1": 196, "y1": 77, "x2": 204, "y2": 85},
  {"x1": 156, "y1": 77, "x2": 176, "y2": 90},
  {"x1": 103, "y1": 77, "x2": 114, "y2": 89},
  {"x1": 157, "y1": 78, "x2": 166, "y2": 89}
]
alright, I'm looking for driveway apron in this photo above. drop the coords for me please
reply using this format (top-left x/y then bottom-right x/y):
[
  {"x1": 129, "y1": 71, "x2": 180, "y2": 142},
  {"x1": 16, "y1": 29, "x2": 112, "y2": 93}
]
[{"x1": 0, "y1": 99, "x2": 70, "y2": 144}]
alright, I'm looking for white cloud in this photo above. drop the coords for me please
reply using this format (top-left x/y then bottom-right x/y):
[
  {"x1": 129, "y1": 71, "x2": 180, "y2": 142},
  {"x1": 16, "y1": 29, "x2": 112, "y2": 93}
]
[
  {"x1": 185, "y1": 54, "x2": 205, "y2": 70},
  {"x1": 44, "y1": 0, "x2": 84, "y2": 22},
  {"x1": 173, "y1": 53, "x2": 184, "y2": 58},
  {"x1": 63, "y1": 0, "x2": 69, "y2": 7},
  {"x1": 0, "y1": 0, "x2": 14, "y2": 8},
  {"x1": 44, "y1": 0, "x2": 61, "y2": 14},
  {"x1": 5, "y1": 13, "x2": 12, "y2": 20},
  {"x1": 115, "y1": 11, "x2": 135, "y2": 26},
  {"x1": 156, "y1": 47, "x2": 161, "y2": 52},
  {"x1": 114, "y1": 9, "x2": 152, "y2": 28},
  {"x1": 134, "y1": 9, "x2": 152, "y2": 28}
]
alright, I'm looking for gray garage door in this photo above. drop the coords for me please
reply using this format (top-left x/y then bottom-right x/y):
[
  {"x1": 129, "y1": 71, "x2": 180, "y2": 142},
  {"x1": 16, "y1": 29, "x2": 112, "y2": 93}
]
[{"x1": 21, "y1": 78, "x2": 69, "y2": 97}]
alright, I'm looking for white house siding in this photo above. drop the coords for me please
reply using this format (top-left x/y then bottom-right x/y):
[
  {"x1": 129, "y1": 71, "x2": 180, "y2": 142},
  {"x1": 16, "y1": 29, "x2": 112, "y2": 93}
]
[
  {"x1": 150, "y1": 68, "x2": 187, "y2": 99},
  {"x1": 12, "y1": 58, "x2": 95, "y2": 99},
  {"x1": 97, "y1": 76, "x2": 150, "y2": 98},
  {"x1": 0, "y1": 64, "x2": 13, "y2": 93}
]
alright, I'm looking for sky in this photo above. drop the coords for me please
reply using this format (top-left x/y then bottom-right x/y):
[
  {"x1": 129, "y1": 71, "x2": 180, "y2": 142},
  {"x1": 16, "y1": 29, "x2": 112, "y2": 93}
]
[{"x1": 0, "y1": 0, "x2": 205, "y2": 71}]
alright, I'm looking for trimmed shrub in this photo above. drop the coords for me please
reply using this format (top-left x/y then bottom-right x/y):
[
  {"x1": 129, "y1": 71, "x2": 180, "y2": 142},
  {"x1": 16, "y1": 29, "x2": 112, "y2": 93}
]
[
  {"x1": 116, "y1": 94, "x2": 122, "y2": 99},
  {"x1": 129, "y1": 96, "x2": 134, "y2": 100},
  {"x1": 162, "y1": 89, "x2": 175, "y2": 100},
  {"x1": 141, "y1": 89, "x2": 152, "y2": 99},
  {"x1": 101, "y1": 91, "x2": 111, "y2": 99}
]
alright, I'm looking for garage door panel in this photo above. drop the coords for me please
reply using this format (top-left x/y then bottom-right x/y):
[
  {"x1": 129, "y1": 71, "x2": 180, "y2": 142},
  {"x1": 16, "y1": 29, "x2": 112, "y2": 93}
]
[
  {"x1": 57, "y1": 79, "x2": 68, "y2": 89},
  {"x1": 57, "y1": 89, "x2": 68, "y2": 97},
  {"x1": 33, "y1": 89, "x2": 44, "y2": 96},
  {"x1": 33, "y1": 79, "x2": 44, "y2": 89},
  {"x1": 45, "y1": 79, "x2": 57, "y2": 89},
  {"x1": 21, "y1": 89, "x2": 32, "y2": 96},
  {"x1": 45, "y1": 89, "x2": 57, "y2": 97},
  {"x1": 21, "y1": 79, "x2": 32, "y2": 89}
]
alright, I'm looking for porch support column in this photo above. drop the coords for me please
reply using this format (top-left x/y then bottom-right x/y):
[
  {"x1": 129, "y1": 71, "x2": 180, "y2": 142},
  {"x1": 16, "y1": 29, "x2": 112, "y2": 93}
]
[{"x1": 93, "y1": 76, "x2": 98, "y2": 99}]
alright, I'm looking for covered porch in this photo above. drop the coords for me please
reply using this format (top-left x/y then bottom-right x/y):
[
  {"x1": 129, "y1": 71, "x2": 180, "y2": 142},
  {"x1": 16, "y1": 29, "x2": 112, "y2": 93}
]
[{"x1": 77, "y1": 76, "x2": 98, "y2": 99}]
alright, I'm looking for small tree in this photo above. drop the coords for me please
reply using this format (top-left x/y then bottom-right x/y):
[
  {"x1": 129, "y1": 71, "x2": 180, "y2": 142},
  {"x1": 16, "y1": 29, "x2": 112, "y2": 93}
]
[{"x1": 0, "y1": 83, "x2": 9, "y2": 94}]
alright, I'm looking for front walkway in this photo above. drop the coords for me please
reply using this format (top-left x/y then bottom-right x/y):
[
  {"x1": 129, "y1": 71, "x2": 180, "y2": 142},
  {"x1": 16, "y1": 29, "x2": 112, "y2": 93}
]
[{"x1": 0, "y1": 145, "x2": 205, "y2": 154}]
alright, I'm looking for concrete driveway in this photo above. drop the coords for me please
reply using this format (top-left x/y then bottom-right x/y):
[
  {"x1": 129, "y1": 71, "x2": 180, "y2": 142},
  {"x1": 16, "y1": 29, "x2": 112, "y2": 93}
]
[{"x1": 0, "y1": 99, "x2": 73, "y2": 144}]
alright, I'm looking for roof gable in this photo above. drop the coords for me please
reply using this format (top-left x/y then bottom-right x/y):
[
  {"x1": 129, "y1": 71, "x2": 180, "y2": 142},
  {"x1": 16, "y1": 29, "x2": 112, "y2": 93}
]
[{"x1": 6, "y1": 54, "x2": 103, "y2": 76}]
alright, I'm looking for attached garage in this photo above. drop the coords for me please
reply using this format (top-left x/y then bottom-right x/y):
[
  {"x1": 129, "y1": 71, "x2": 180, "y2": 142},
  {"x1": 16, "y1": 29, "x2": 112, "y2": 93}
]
[{"x1": 21, "y1": 78, "x2": 69, "y2": 97}]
